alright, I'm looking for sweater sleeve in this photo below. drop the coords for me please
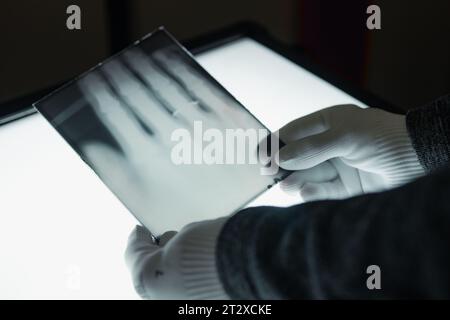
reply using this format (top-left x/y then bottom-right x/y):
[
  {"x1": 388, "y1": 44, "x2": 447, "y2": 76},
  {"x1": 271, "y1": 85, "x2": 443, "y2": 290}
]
[
  {"x1": 216, "y1": 167, "x2": 450, "y2": 299},
  {"x1": 406, "y1": 94, "x2": 450, "y2": 172}
]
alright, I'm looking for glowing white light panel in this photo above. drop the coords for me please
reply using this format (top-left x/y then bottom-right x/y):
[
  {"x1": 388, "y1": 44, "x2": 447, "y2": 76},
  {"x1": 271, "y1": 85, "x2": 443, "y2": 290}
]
[{"x1": 0, "y1": 37, "x2": 368, "y2": 299}]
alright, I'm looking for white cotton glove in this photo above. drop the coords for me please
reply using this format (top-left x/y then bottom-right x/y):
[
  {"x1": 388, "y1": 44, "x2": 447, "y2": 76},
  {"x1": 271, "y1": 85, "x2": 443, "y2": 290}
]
[
  {"x1": 276, "y1": 105, "x2": 425, "y2": 201},
  {"x1": 125, "y1": 217, "x2": 229, "y2": 300}
]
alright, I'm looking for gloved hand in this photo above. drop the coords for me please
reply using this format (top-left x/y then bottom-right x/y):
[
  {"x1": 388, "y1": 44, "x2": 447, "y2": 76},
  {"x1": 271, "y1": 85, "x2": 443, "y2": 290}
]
[
  {"x1": 125, "y1": 217, "x2": 229, "y2": 300},
  {"x1": 276, "y1": 105, "x2": 425, "y2": 201}
]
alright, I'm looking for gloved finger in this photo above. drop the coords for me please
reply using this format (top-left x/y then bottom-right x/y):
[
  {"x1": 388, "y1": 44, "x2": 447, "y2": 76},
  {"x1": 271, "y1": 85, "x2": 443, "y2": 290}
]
[
  {"x1": 125, "y1": 225, "x2": 160, "y2": 273},
  {"x1": 300, "y1": 179, "x2": 348, "y2": 202},
  {"x1": 259, "y1": 105, "x2": 356, "y2": 160},
  {"x1": 158, "y1": 231, "x2": 178, "y2": 246},
  {"x1": 280, "y1": 161, "x2": 338, "y2": 195},
  {"x1": 127, "y1": 225, "x2": 159, "y2": 250},
  {"x1": 127, "y1": 225, "x2": 155, "y2": 243},
  {"x1": 277, "y1": 129, "x2": 351, "y2": 170},
  {"x1": 329, "y1": 158, "x2": 364, "y2": 196},
  {"x1": 278, "y1": 109, "x2": 328, "y2": 143}
]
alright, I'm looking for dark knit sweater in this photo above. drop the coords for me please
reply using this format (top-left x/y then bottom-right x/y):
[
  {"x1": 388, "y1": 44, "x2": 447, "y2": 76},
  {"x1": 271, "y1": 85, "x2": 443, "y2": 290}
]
[{"x1": 217, "y1": 95, "x2": 450, "y2": 299}]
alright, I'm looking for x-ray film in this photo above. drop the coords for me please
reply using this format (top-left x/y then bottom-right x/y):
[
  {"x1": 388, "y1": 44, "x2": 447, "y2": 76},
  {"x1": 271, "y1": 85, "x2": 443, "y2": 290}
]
[{"x1": 34, "y1": 28, "x2": 282, "y2": 235}]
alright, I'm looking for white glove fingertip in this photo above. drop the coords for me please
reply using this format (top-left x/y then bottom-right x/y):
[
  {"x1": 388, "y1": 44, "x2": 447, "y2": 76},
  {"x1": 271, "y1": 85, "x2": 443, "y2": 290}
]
[
  {"x1": 129, "y1": 225, "x2": 155, "y2": 243},
  {"x1": 299, "y1": 183, "x2": 323, "y2": 202},
  {"x1": 158, "y1": 231, "x2": 178, "y2": 246},
  {"x1": 280, "y1": 182, "x2": 302, "y2": 196},
  {"x1": 300, "y1": 180, "x2": 349, "y2": 202}
]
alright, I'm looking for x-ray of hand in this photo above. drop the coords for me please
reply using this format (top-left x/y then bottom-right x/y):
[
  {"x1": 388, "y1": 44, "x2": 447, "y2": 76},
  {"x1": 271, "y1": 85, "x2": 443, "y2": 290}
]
[{"x1": 36, "y1": 29, "x2": 279, "y2": 235}]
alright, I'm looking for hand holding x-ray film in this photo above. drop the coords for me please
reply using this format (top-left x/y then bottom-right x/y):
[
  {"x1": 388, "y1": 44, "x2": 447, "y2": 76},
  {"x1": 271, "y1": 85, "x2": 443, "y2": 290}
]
[{"x1": 35, "y1": 29, "x2": 283, "y2": 235}]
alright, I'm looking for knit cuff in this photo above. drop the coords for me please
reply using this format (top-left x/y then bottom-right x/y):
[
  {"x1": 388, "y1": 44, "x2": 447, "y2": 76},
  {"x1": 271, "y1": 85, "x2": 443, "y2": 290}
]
[
  {"x1": 406, "y1": 94, "x2": 450, "y2": 172},
  {"x1": 371, "y1": 114, "x2": 425, "y2": 187},
  {"x1": 180, "y1": 218, "x2": 230, "y2": 300}
]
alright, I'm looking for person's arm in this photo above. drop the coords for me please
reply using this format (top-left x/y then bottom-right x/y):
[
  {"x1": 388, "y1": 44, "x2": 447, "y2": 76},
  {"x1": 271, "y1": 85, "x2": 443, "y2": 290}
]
[
  {"x1": 406, "y1": 94, "x2": 450, "y2": 172},
  {"x1": 217, "y1": 167, "x2": 450, "y2": 299}
]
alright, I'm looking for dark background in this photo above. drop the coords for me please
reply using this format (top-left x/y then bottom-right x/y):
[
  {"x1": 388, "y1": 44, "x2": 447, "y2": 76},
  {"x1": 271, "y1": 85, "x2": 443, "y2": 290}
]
[{"x1": 1, "y1": 0, "x2": 449, "y2": 112}]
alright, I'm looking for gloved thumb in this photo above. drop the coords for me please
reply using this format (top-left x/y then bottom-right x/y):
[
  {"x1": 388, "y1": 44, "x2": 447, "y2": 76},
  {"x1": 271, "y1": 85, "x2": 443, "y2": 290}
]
[{"x1": 277, "y1": 130, "x2": 350, "y2": 170}]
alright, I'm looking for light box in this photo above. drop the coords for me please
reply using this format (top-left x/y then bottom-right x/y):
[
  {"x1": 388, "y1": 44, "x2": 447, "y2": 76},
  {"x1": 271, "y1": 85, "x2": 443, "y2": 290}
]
[{"x1": 0, "y1": 37, "x2": 368, "y2": 299}]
